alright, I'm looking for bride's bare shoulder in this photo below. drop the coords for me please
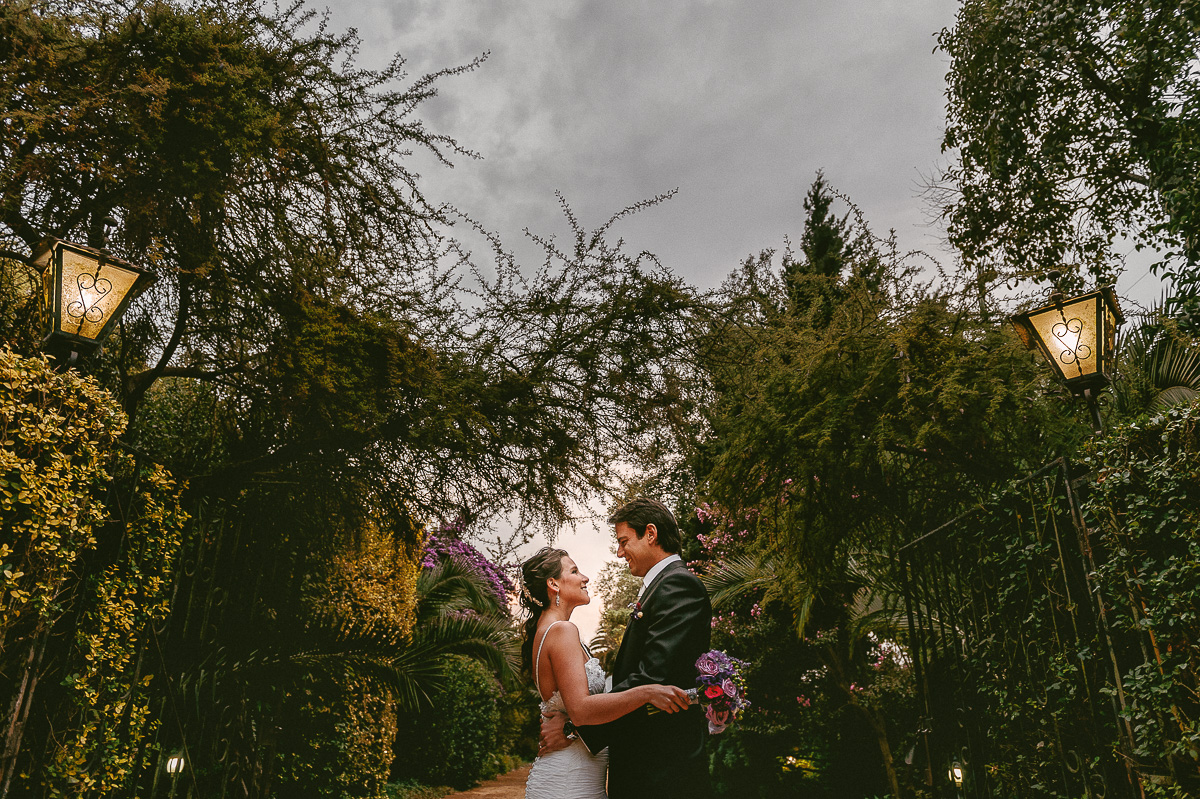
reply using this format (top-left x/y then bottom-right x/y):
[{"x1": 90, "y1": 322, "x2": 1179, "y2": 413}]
[
  {"x1": 538, "y1": 620, "x2": 580, "y2": 652},
  {"x1": 540, "y1": 619, "x2": 579, "y2": 639}
]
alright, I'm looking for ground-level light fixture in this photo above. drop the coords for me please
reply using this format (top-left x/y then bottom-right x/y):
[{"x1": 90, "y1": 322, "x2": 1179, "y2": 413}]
[
  {"x1": 1010, "y1": 283, "x2": 1124, "y2": 433},
  {"x1": 949, "y1": 761, "x2": 964, "y2": 789},
  {"x1": 165, "y1": 752, "x2": 185, "y2": 798},
  {"x1": 31, "y1": 235, "x2": 156, "y2": 366}
]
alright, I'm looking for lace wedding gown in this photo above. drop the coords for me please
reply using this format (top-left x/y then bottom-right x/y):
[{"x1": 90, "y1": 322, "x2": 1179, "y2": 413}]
[{"x1": 525, "y1": 622, "x2": 610, "y2": 799}]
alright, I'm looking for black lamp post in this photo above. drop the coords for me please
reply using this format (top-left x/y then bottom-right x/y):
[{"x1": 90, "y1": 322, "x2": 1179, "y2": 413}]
[
  {"x1": 1010, "y1": 284, "x2": 1124, "y2": 433},
  {"x1": 30, "y1": 234, "x2": 156, "y2": 367}
]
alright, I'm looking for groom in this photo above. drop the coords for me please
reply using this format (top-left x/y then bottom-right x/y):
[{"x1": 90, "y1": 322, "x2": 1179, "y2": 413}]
[{"x1": 540, "y1": 498, "x2": 713, "y2": 799}]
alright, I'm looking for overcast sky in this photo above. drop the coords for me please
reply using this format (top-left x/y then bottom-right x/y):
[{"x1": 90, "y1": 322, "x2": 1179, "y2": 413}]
[{"x1": 316, "y1": 0, "x2": 1164, "y2": 638}]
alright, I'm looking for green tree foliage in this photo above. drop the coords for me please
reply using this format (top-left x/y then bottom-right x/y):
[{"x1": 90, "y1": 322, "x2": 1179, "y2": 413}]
[
  {"x1": 938, "y1": 0, "x2": 1200, "y2": 291},
  {"x1": 0, "y1": 1, "x2": 707, "y2": 794},
  {"x1": 686, "y1": 181, "x2": 1091, "y2": 796},
  {"x1": 781, "y1": 174, "x2": 878, "y2": 325},
  {"x1": 700, "y1": 185, "x2": 1083, "y2": 573},
  {"x1": 0, "y1": 0, "x2": 704, "y2": 536},
  {"x1": 392, "y1": 655, "x2": 502, "y2": 791},
  {"x1": 1086, "y1": 402, "x2": 1200, "y2": 793}
]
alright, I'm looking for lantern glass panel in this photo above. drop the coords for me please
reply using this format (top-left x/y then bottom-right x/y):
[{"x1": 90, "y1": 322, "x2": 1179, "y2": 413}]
[
  {"x1": 58, "y1": 246, "x2": 140, "y2": 342},
  {"x1": 42, "y1": 261, "x2": 53, "y2": 330},
  {"x1": 1024, "y1": 295, "x2": 1102, "y2": 383}
]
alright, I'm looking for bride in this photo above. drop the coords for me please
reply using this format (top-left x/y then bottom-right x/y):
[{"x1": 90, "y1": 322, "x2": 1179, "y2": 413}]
[{"x1": 520, "y1": 546, "x2": 689, "y2": 799}]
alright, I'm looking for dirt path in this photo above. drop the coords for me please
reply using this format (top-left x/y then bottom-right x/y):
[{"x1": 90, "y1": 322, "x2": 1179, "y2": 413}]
[{"x1": 443, "y1": 764, "x2": 530, "y2": 799}]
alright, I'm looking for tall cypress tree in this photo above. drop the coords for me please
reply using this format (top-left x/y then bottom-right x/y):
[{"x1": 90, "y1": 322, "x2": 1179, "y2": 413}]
[{"x1": 783, "y1": 172, "x2": 856, "y2": 324}]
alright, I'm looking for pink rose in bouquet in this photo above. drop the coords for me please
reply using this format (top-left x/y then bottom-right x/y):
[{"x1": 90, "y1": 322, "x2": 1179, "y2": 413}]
[{"x1": 705, "y1": 706, "x2": 731, "y2": 734}]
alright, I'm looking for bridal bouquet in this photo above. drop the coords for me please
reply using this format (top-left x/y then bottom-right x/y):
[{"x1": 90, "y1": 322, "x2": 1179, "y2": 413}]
[
  {"x1": 691, "y1": 649, "x2": 748, "y2": 734},
  {"x1": 648, "y1": 649, "x2": 749, "y2": 734}
]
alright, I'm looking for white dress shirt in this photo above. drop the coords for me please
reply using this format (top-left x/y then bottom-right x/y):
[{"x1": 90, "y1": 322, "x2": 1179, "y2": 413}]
[{"x1": 637, "y1": 553, "x2": 682, "y2": 599}]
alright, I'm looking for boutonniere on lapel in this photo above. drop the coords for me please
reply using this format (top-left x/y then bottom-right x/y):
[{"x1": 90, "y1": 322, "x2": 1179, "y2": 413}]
[{"x1": 628, "y1": 601, "x2": 644, "y2": 621}]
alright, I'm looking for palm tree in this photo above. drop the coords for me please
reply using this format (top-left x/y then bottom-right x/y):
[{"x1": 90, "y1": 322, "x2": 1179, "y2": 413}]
[
  {"x1": 392, "y1": 555, "x2": 520, "y2": 709},
  {"x1": 229, "y1": 555, "x2": 519, "y2": 712},
  {"x1": 1112, "y1": 296, "x2": 1200, "y2": 420},
  {"x1": 165, "y1": 554, "x2": 519, "y2": 796}
]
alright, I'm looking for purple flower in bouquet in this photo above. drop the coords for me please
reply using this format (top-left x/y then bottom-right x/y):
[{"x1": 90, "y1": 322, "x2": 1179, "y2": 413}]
[
  {"x1": 646, "y1": 649, "x2": 749, "y2": 733},
  {"x1": 691, "y1": 649, "x2": 748, "y2": 734},
  {"x1": 696, "y1": 651, "x2": 723, "y2": 676}
]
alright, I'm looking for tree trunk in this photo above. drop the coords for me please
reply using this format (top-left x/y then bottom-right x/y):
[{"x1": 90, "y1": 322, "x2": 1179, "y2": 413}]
[
  {"x1": 857, "y1": 704, "x2": 902, "y2": 799},
  {"x1": 0, "y1": 627, "x2": 48, "y2": 799}
]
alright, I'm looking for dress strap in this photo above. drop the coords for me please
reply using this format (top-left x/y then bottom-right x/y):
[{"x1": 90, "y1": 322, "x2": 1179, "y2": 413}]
[{"x1": 534, "y1": 620, "x2": 566, "y2": 699}]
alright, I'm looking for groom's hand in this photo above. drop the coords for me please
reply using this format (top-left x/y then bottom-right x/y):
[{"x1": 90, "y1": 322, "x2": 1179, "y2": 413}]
[{"x1": 538, "y1": 710, "x2": 571, "y2": 756}]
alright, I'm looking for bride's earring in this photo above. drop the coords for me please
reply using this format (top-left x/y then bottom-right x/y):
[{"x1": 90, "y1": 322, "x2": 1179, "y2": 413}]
[{"x1": 555, "y1": 594, "x2": 561, "y2": 607}]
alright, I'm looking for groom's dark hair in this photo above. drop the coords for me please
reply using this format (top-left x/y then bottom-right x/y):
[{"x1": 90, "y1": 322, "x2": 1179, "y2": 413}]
[{"x1": 608, "y1": 498, "x2": 681, "y2": 554}]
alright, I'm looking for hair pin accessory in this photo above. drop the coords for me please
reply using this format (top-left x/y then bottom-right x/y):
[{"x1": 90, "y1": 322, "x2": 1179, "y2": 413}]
[{"x1": 521, "y1": 582, "x2": 544, "y2": 608}]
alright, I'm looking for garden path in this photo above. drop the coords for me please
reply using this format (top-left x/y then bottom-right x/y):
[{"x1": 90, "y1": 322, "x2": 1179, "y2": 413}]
[{"x1": 443, "y1": 764, "x2": 530, "y2": 798}]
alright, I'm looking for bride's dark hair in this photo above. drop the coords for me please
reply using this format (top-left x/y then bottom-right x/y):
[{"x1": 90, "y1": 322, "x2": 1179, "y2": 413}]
[{"x1": 519, "y1": 546, "x2": 567, "y2": 677}]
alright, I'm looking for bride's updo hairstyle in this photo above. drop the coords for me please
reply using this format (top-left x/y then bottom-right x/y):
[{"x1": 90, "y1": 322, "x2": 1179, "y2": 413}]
[{"x1": 520, "y1": 546, "x2": 567, "y2": 677}]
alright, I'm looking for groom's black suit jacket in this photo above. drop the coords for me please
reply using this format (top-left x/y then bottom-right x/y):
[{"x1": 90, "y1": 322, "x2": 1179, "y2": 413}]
[{"x1": 578, "y1": 559, "x2": 713, "y2": 799}]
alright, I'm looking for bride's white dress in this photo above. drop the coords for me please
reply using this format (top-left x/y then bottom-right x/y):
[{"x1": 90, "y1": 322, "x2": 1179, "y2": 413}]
[{"x1": 524, "y1": 622, "x2": 610, "y2": 799}]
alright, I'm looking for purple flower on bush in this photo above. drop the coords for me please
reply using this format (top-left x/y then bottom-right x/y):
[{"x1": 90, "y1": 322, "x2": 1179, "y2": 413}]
[{"x1": 421, "y1": 524, "x2": 514, "y2": 607}]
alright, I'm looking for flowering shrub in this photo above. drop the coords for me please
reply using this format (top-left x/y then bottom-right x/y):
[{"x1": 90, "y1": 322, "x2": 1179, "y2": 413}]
[
  {"x1": 420, "y1": 524, "x2": 514, "y2": 607},
  {"x1": 692, "y1": 501, "x2": 755, "y2": 564},
  {"x1": 0, "y1": 350, "x2": 188, "y2": 796}
]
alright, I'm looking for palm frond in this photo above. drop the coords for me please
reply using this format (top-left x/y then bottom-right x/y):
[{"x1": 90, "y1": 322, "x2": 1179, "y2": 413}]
[
  {"x1": 1147, "y1": 337, "x2": 1200, "y2": 410},
  {"x1": 791, "y1": 589, "x2": 816, "y2": 640},
  {"x1": 169, "y1": 560, "x2": 520, "y2": 715},
  {"x1": 701, "y1": 552, "x2": 779, "y2": 608},
  {"x1": 416, "y1": 557, "x2": 505, "y2": 621},
  {"x1": 1152, "y1": 385, "x2": 1199, "y2": 411},
  {"x1": 1114, "y1": 295, "x2": 1200, "y2": 417}
]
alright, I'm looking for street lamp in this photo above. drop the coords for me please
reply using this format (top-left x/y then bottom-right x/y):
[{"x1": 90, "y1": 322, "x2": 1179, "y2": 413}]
[
  {"x1": 30, "y1": 235, "x2": 156, "y2": 366},
  {"x1": 1010, "y1": 284, "x2": 1124, "y2": 433}
]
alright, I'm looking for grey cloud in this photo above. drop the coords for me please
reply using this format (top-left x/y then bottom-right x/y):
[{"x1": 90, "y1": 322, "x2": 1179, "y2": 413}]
[{"x1": 321, "y1": 0, "x2": 962, "y2": 283}]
